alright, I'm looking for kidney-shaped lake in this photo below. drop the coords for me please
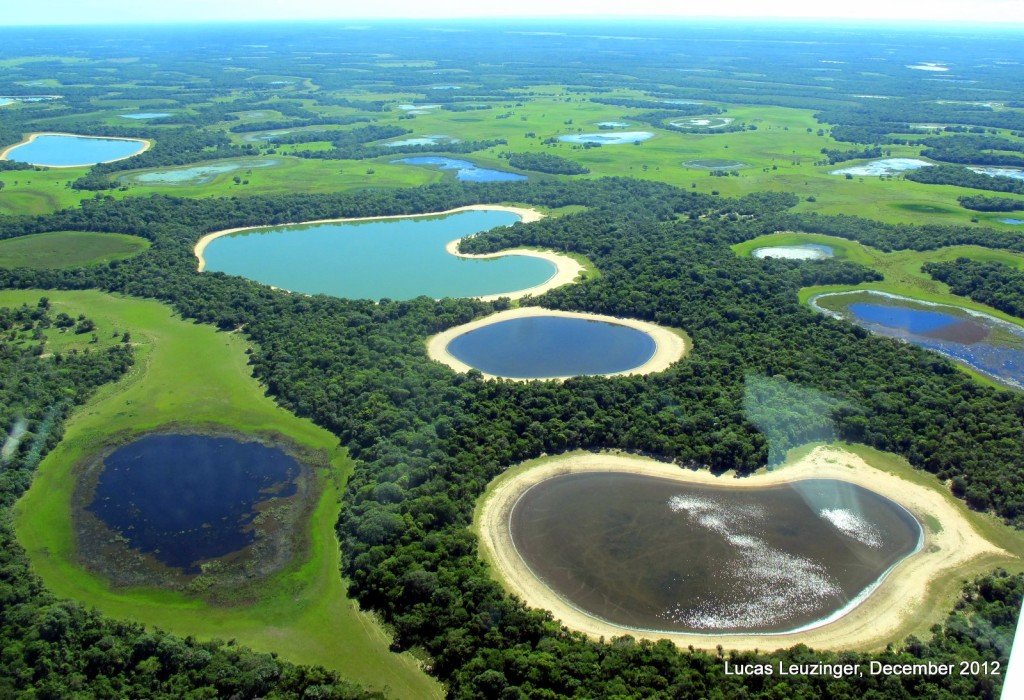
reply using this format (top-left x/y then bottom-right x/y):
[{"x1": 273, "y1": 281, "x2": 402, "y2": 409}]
[
  {"x1": 200, "y1": 210, "x2": 557, "y2": 300},
  {"x1": 510, "y1": 473, "x2": 922, "y2": 634}
]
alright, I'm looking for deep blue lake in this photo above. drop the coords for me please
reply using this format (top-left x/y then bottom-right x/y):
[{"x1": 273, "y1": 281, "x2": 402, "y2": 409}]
[
  {"x1": 392, "y1": 156, "x2": 526, "y2": 182},
  {"x1": 815, "y1": 292, "x2": 1024, "y2": 389},
  {"x1": 86, "y1": 434, "x2": 300, "y2": 573},
  {"x1": 4, "y1": 133, "x2": 147, "y2": 167},
  {"x1": 447, "y1": 316, "x2": 657, "y2": 378}
]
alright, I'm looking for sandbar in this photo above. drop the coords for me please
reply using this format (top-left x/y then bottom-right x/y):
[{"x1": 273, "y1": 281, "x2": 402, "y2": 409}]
[
  {"x1": 474, "y1": 446, "x2": 1010, "y2": 651},
  {"x1": 426, "y1": 306, "x2": 689, "y2": 381},
  {"x1": 0, "y1": 132, "x2": 153, "y2": 168},
  {"x1": 194, "y1": 205, "x2": 578, "y2": 301}
]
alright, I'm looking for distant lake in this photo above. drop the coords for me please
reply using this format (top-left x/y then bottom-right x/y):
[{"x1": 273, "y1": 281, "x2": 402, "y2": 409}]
[
  {"x1": 122, "y1": 158, "x2": 278, "y2": 186},
  {"x1": 511, "y1": 473, "x2": 921, "y2": 633},
  {"x1": 1001, "y1": 218, "x2": 1024, "y2": 225},
  {"x1": 120, "y1": 112, "x2": 171, "y2": 120},
  {"x1": 813, "y1": 290, "x2": 1024, "y2": 389},
  {"x1": 85, "y1": 433, "x2": 301, "y2": 573},
  {"x1": 446, "y1": 316, "x2": 656, "y2": 378},
  {"x1": 971, "y1": 167, "x2": 1024, "y2": 182},
  {"x1": 385, "y1": 135, "x2": 457, "y2": 148},
  {"x1": 392, "y1": 156, "x2": 526, "y2": 182},
  {"x1": 0, "y1": 98, "x2": 13, "y2": 107},
  {"x1": 753, "y1": 244, "x2": 834, "y2": 260},
  {"x1": 831, "y1": 159, "x2": 932, "y2": 177},
  {"x1": 670, "y1": 117, "x2": 733, "y2": 129},
  {"x1": 203, "y1": 209, "x2": 554, "y2": 300},
  {"x1": 4, "y1": 133, "x2": 147, "y2": 167},
  {"x1": 596, "y1": 121, "x2": 631, "y2": 128},
  {"x1": 559, "y1": 131, "x2": 653, "y2": 145}
]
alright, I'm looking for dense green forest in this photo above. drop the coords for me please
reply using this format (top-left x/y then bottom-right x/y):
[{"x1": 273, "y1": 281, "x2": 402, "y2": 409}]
[
  {"x1": 958, "y1": 195, "x2": 1024, "y2": 212},
  {"x1": 0, "y1": 177, "x2": 1021, "y2": 696},
  {"x1": 924, "y1": 258, "x2": 1024, "y2": 319},
  {"x1": 504, "y1": 152, "x2": 589, "y2": 175}
]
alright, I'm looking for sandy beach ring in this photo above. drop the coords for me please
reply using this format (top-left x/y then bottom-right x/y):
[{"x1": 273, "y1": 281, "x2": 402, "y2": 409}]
[
  {"x1": 193, "y1": 205, "x2": 582, "y2": 302},
  {"x1": 426, "y1": 306, "x2": 689, "y2": 381},
  {"x1": 0, "y1": 132, "x2": 153, "y2": 168},
  {"x1": 474, "y1": 447, "x2": 1010, "y2": 651}
]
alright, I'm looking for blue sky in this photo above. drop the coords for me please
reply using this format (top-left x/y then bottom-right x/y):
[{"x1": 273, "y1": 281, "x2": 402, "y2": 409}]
[{"x1": 4, "y1": 0, "x2": 1024, "y2": 25}]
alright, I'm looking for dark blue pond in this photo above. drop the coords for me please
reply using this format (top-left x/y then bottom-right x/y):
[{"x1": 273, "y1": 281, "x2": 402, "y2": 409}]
[
  {"x1": 447, "y1": 316, "x2": 657, "y2": 378},
  {"x1": 393, "y1": 156, "x2": 527, "y2": 182},
  {"x1": 815, "y1": 292, "x2": 1024, "y2": 390},
  {"x1": 86, "y1": 434, "x2": 300, "y2": 573}
]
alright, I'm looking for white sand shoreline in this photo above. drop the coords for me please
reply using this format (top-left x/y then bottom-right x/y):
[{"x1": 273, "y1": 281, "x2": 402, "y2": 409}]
[
  {"x1": 193, "y1": 205, "x2": 582, "y2": 302},
  {"x1": 0, "y1": 132, "x2": 152, "y2": 168},
  {"x1": 475, "y1": 447, "x2": 1010, "y2": 651},
  {"x1": 426, "y1": 306, "x2": 689, "y2": 381}
]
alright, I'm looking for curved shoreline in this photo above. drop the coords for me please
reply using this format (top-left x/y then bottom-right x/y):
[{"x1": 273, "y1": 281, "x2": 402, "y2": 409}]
[
  {"x1": 426, "y1": 306, "x2": 689, "y2": 381},
  {"x1": 474, "y1": 447, "x2": 1008, "y2": 651},
  {"x1": 0, "y1": 132, "x2": 153, "y2": 168},
  {"x1": 193, "y1": 205, "x2": 580, "y2": 302}
]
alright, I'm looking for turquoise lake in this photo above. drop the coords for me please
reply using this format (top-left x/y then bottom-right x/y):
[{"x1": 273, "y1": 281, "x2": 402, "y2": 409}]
[
  {"x1": 447, "y1": 316, "x2": 657, "y2": 378},
  {"x1": 4, "y1": 133, "x2": 147, "y2": 167},
  {"x1": 202, "y1": 210, "x2": 555, "y2": 300}
]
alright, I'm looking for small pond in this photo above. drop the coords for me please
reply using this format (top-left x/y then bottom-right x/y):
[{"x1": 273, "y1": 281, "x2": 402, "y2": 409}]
[
  {"x1": 510, "y1": 473, "x2": 921, "y2": 633},
  {"x1": 812, "y1": 290, "x2": 1024, "y2": 389},
  {"x1": 446, "y1": 315, "x2": 656, "y2": 378},
  {"x1": 970, "y1": 167, "x2": 1024, "y2": 182},
  {"x1": 4, "y1": 133, "x2": 148, "y2": 167},
  {"x1": 392, "y1": 156, "x2": 526, "y2": 182},
  {"x1": 831, "y1": 159, "x2": 932, "y2": 177},
  {"x1": 120, "y1": 112, "x2": 171, "y2": 120},
  {"x1": 752, "y1": 244, "x2": 834, "y2": 260},
  {"x1": 559, "y1": 131, "x2": 653, "y2": 145},
  {"x1": 122, "y1": 158, "x2": 278, "y2": 186}
]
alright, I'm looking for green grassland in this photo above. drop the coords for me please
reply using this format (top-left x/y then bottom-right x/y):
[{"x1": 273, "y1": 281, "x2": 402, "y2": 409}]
[
  {"x1": 5, "y1": 91, "x2": 1024, "y2": 229},
  {"x1": 0, "y1": 230, "x2": 149, "y2": 268},
  {"x1": 2, "y1": 289, "x2": 440, "y2": 700}
]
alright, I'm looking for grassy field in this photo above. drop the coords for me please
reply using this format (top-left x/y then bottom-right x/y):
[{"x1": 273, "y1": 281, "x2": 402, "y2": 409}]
[
  {"x1": 0, "y1": 230, "x2": 149, "y2": 268},
  {"x1": 4, "y1": 93, "x2": 1024, "y2": 229},
  {"x1": 3, "y1": 289, "x2": 440, "y2": 700}
]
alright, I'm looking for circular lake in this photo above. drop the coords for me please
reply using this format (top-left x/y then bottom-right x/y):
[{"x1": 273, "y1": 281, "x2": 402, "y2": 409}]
[
  {"x1": 3, "y1": 133, "x2": 148, "y2": 167},
  {"x1": 446, "y1": 315, "x2": 657, "y2": 378},
  {"x1": 201, "y1": 210, "x2": 556, "y2": 300},
  {"x1": 510, "y1": 473, "x2": 922, "y2": 634},
  {"x1": 813, "y1": 290, "x2": 1024, "y2": 389},
  {"x1": 752, "y1": 244, "x2": 834, "y2": 260},
  {"x1": 79, "y1": 433, "x2": 309, "y2": 581}
]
